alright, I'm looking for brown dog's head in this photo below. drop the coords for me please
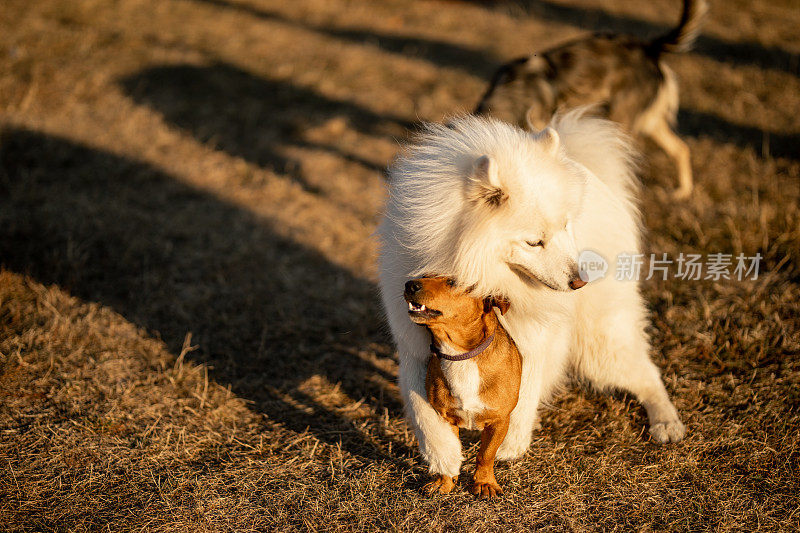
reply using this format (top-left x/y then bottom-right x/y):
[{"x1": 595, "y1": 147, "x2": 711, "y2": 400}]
[{"x1": 403, "y1": 276, "x2": 510, "y2": 326}]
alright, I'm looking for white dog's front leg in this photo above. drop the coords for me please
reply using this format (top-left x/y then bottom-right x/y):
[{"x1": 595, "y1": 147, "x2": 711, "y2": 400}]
[
  {"x1": 378, "y1": 250, "x2": 463, "y2": 477},
  {"x1": 495, "y1": 350, "x2": 541, "y2": 461},
  {"x1": 496, "y1": 319, "x2": 570, "y2": 461},
  {"x1": 398, "y1": 355, "x2": 463, "y2": 477}
]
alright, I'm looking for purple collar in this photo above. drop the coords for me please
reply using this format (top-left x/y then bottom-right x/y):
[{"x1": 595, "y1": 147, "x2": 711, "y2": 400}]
[{"x1": 431, "y1": 333, "x2": 495, "y2": 362}]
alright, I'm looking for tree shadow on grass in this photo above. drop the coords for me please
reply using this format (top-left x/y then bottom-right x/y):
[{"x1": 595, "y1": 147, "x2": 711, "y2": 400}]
[
  {"x1": 193, "y1": 0, "x2": 498, "y2": 78},
  {"x1": 120, "y1": 62, "x2": 410, "y2": 196},
  {"x1": 0, "y1": 128, "x2": 412, "y2": 464},
  {"x1": 678, "y1": 109, "x2": 800, "y2": 160}
]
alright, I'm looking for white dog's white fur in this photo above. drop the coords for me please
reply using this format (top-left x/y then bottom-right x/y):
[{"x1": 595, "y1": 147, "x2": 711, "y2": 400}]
[{"x1": 378, "y1": 111, "x2": 685, "y2": 477}]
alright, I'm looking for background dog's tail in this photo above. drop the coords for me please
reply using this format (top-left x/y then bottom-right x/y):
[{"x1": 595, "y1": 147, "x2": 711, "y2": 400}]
[{"x1": 649, "y1": 0, "x2": 709, "y2": 55}]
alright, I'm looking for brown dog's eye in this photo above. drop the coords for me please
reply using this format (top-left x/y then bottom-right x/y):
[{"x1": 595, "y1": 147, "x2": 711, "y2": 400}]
[
  {"x1": 526, "y1": 240, "x2": 544, "y2": 248},
  {"x1": 446, "y1": 278, "x2": 456, "y2": 287}
]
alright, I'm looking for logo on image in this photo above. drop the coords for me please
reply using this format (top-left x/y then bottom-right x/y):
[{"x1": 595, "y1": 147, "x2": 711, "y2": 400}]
[{"x1": 578, "y1": 250, "x2": 609, "y2": 283}]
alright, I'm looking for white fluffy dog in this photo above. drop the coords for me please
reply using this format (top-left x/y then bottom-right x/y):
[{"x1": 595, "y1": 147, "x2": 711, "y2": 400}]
[{"x1": 378, "y1": 111, "x2": 685, "y2": 478}]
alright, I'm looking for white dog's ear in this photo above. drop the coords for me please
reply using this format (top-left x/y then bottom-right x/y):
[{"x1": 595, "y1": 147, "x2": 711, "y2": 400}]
[
  {"x1": 525, "y1": 106, "x2": 548, "y2": 132},
  {"x1": 474, "y1": 155, "x2": 501, "y2": 187},
  {"x1": 467, "y1": 155, "x2": 506, "y2": 207},
  {"x1": 532, "y1": 126, "x2": 560, "y2": 156}
]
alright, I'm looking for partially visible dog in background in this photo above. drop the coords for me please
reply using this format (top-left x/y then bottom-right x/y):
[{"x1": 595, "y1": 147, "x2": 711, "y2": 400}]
[{"x1": 475, "y1": 0, "x2": 708, "y2": 199}]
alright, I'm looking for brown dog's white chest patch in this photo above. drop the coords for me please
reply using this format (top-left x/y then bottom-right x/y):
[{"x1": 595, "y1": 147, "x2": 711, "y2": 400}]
[{"x1": 437, "y1": 344, "x2": 486, "y2": 430}]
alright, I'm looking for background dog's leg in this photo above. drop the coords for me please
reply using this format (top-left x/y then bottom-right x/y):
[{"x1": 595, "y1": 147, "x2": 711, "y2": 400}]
[
  {"x1": 643, "y1": 119, "x2": 693, "y2": 199},
  {"x1": 577, "y1": 323, "x2": 686, "y2": 443},
  {"x1": 471, "y1": 418, "x2": 510, "y2": 498}
]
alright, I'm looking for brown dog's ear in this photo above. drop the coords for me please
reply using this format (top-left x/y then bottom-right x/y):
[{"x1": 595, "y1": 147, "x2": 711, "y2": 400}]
[
  {"x1": 492, "y1": 296, "x2": 510, "y2": 315},
  {"x1": 484, "y1": 296, "x2": 511, "y2": 315}
]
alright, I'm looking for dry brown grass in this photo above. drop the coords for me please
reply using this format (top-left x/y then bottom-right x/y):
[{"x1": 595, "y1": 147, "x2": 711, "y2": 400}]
[{"x1": 0, "y1": 0, "x2": 798, "y2": 530}]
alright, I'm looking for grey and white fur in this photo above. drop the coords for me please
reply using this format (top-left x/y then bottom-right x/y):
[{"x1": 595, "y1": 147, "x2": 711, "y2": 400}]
[{"x1": 475, "y1": 0, "x2": 708, "y2": 199}]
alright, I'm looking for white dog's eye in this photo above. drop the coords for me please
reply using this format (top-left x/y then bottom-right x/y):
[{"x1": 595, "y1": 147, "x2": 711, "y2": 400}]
[{"x1": 526, "y1": 240, "x2": 544, "y2": 248}]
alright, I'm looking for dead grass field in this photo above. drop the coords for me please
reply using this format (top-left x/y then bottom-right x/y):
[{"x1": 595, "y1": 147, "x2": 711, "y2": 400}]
[{"x1": 0, "y1": 0, "x2": 798, "y2": 530}]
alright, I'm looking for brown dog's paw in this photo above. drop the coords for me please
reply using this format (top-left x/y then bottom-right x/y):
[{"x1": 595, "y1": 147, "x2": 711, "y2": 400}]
[
  {"x1": 470, "y1": 480, "x2": 503, "y2": 499},
  {"x1": 424, "y1": 475, "x2": 457, "y2": 495}
]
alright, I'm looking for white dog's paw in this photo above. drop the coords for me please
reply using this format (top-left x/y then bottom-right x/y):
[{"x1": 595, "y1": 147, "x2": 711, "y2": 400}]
[
  {"x1": 495, "y1": 432, "x2": 531, "y2": 461},
  {"x1": 420, "y1": 438, "x2": 463, "y2": 478},
  {"x1": 649, "y1": 418, "x2": 686, "y2": 444},
  {"x1": 425, "y1": 453, "x2": 463, "y2": 478}
]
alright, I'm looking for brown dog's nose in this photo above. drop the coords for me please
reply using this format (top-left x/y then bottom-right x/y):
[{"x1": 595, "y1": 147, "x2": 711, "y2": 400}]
[
  {"x1": 569, "y1": 277, "x2": 587, "y2": 290},
  {"x1": 405, "y1": 280, "x2": 422, "y2": 295}
]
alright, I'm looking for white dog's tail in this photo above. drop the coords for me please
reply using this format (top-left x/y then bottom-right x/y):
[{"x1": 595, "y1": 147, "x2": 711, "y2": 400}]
[{"x1": 550, "y1": 107, "x2": 641, "y2": 198}]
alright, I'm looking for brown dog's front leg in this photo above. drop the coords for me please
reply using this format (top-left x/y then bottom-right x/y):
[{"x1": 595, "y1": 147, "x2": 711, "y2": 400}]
[{"x1": 470, "y1": 417, "x2": 510, "y2": 498}]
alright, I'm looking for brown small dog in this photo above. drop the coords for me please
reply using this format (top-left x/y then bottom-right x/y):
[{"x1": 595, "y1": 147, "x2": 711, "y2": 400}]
[{"x1": 404, "y1": 276, "x2": 522, "y2": 498}]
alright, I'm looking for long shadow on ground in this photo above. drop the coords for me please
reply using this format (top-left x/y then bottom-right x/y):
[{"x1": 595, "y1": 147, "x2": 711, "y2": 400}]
[
  {"x1": 0, "y1": 128, "x2": 411, "y2": 464},
  {"x1": 193, "y1": 0, "x2": 498, "y2": 77},
  {"x1": 121, "y1": 63, "x2": 411, "y2": 196},
  {"x1": 678, "y1": 109, "x2": 800, "y2": 160}
]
